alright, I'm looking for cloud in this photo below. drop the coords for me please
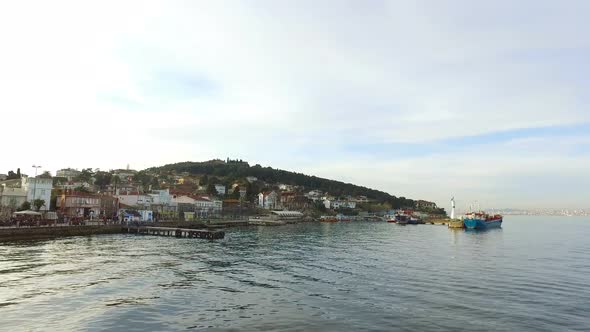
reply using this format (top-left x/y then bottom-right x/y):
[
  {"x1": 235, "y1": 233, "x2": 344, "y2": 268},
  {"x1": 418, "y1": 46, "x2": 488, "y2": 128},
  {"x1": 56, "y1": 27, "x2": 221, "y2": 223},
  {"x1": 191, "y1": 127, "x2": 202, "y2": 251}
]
[{"x1": 0, "y1": 1, "x2": 588, "y2": 208}]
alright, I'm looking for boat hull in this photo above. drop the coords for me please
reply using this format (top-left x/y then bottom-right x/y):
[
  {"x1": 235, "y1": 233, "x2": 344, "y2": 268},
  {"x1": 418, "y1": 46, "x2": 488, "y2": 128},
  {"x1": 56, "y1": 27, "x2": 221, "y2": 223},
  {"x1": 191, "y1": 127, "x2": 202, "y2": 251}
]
[{"x1": 463, "y1": 217, "x2": 502, "y2": 230}]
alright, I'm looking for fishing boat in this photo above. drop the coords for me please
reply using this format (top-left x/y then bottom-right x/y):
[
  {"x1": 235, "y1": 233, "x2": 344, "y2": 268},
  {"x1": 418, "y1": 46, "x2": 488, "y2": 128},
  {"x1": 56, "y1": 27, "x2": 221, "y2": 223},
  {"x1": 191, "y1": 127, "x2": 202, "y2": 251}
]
[
  {"x1": 320, "y1": 216, "x2": 338, "y2": 222},
  {"x1": 393, "y1": 210, "x2": 421, "y2": 225},
  {"x1": 463, "y1": 211, "x2": 503, "y2": 229}
]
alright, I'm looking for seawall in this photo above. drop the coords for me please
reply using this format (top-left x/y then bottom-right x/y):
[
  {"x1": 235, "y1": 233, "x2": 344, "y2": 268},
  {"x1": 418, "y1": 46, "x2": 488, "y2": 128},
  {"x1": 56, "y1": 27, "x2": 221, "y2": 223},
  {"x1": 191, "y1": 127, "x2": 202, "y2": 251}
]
[{"x1": 0, "y1": 225, "x2": 124, "y2": 241}]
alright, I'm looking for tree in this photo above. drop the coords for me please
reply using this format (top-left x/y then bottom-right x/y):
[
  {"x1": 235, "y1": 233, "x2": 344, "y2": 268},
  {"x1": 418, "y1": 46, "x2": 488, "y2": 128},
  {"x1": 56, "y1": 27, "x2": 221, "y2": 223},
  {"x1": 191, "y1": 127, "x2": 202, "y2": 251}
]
[
  {"x1": 206, "y1": 183, "x2": 217, "y2": 195},
  {"x1": 33, "y1": 199, "x2": 45, "y2": 211},
  {"x1": 6, "y1": 170, "x2": 20, "y2": 180},
  {"x1": 38, "y1": 171, "x2": 52, "y2": 179},
  {"x1": 53, "y1": 177, "x2": 68, "y2": 186},
  {"x1": 16, "y1": 168, "x2": 21, "y2": 178},
  {"x1": 200, "y1": 174, "x2": 209, "y2": 186},
  {"x1": 313, "y1": 200, "x2": 327, "y2": 213},
  {"x1": 17, "y1": 201, "x2": 31, "y2": 211},
  {"x1": 76, "y1": 168, "x2": 94, "y2": 182},
  {"x1": 230, "y1": 186, "x2": 240, "y2": 199},
  {"x1": 75, "y1": 186, "x2": 90, "y2": 193},
  {"x1": 94, "y1": 171, "x2": 113, "y2": 190}
]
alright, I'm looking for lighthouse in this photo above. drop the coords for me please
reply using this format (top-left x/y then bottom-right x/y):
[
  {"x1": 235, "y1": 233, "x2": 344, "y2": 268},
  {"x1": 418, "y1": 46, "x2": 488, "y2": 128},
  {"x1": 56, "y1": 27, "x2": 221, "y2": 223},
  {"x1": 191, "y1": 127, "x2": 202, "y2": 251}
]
[{"x1": 450, "y1": 197, "x2": 456, "y2": 219}]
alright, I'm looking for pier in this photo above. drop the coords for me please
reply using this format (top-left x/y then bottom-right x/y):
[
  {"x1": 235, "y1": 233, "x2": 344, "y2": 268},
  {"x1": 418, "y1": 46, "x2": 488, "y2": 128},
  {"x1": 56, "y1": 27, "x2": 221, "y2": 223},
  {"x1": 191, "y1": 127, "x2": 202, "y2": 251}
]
[{"x1": 124, "y1": 226, "x2": 225, "y2": 240}]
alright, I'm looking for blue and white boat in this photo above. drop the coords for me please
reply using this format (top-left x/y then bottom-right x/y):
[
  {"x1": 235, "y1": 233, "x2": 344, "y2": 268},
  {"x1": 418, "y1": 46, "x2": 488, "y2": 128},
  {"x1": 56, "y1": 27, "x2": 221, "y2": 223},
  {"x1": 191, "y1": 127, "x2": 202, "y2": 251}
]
[{"x1": 463, "y1": 211, "x2": 503, "y2": 229}]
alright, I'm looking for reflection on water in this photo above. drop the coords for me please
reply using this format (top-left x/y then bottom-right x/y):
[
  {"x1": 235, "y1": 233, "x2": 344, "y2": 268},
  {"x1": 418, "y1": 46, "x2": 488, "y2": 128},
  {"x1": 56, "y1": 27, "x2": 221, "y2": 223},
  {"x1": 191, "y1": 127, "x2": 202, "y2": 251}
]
[{"x1": 1, "y1": 216, "x2": 589, "y2": 331}]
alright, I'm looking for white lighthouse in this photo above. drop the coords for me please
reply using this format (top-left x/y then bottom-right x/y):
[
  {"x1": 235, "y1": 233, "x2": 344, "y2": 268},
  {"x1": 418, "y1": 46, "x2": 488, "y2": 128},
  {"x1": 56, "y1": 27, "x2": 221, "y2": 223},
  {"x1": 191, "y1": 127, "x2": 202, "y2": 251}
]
[{"x1": 450, "y1": 197, "x2": 456, "y2": 219}]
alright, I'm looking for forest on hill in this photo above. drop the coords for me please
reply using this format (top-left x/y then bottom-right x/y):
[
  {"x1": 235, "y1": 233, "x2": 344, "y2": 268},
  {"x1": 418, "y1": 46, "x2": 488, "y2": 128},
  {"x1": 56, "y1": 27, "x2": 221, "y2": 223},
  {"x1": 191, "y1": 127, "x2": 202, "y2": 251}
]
[{"x1": 148, "y1": 160, "x2": 425, "y2": 210}]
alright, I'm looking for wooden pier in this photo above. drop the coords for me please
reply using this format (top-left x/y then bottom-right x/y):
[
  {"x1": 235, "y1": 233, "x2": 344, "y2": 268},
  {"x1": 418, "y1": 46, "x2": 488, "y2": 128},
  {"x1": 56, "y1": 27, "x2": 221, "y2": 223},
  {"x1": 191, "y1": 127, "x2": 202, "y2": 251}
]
[{"x1": 124, "y1": 226, "x2": 225, "y2": 240}]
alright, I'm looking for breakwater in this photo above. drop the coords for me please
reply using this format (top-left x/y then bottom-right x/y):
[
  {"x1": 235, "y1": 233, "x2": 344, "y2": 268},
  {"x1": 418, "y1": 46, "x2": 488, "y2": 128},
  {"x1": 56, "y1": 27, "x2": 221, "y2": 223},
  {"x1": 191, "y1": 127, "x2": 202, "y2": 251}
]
[
  {"x1": 0, "y1": 225, "x2": 123, "y2": 241},
  {"x1": 0, "y1": 220, "x2": 244, "y2": 241}
]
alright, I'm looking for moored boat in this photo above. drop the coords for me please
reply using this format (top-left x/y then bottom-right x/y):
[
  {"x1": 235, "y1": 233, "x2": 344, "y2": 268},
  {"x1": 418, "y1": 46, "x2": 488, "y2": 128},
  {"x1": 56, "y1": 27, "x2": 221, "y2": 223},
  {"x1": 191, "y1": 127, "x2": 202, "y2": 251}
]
[
  {"x1": 320, "y1": 216, "x2": 338, "y2": 222},
  {"x1": 463, "y1": 212, "x2": 503, "y2": 229}
]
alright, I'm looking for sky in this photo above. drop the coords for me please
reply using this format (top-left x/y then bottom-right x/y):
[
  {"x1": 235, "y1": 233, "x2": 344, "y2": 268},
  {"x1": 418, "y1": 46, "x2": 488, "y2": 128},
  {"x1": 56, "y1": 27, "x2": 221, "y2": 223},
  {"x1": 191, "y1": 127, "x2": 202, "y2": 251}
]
[{"x1": 1, "y1": 0, "x2": 589, "y2": 209}]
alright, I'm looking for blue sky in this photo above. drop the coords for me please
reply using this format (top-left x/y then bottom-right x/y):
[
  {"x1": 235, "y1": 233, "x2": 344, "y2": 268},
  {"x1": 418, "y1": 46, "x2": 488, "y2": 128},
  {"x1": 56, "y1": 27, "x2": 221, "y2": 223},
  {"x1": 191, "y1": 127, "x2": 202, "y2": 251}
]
[{"x1": 1, "y1": 0, "x2": 589, "y2": 209}]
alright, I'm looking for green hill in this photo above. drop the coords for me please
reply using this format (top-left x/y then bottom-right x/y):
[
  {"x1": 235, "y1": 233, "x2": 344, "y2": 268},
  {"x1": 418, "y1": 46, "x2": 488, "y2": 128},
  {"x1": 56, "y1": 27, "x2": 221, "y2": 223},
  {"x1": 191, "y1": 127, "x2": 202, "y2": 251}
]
[{"x1": 148, "y1": 159, "x2": 422, "y2": 210}]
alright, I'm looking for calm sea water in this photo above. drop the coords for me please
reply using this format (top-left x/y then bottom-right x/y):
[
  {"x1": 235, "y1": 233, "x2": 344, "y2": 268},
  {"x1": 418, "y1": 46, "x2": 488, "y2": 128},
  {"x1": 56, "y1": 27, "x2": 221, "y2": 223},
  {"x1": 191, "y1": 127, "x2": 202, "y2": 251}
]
[{"x1": 1, "y1": 216, "x2": 589, "y2": 331}]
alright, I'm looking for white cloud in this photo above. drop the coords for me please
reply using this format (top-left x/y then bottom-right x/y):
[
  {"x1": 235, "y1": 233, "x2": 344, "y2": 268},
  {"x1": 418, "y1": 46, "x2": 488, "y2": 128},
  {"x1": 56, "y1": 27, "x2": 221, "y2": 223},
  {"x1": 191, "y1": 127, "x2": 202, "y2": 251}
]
[{"x1": 0, "y1": 1, "x2": 588, "y2": 207}]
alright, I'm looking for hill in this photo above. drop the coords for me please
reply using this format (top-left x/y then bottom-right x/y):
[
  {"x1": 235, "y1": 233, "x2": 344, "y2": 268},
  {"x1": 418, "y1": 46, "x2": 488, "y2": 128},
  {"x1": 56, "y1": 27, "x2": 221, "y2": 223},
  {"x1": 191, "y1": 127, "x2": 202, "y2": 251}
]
[{"x1": 148, "y1": 159, "x2": 426, "y2": 210}]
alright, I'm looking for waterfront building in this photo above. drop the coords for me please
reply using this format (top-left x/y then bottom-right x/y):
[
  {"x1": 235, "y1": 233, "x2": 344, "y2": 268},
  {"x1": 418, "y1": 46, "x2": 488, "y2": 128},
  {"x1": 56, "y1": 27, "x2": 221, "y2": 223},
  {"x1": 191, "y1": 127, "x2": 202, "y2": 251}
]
[
  {"x1": 116, "y1": 193, "x2": 153, "y2": 208},
  {"x1": 55, "y1": 192, "x2": 101, "y2": 218},
  {"x1": 22, "y1": 176, "x2": 53, "y2": 211},
  {"x1": 0, "y1": 185, "x2": 27, "y2": 210},
  {"x1": 258, "y1": 191, "x2": 280, "y2": 209}
]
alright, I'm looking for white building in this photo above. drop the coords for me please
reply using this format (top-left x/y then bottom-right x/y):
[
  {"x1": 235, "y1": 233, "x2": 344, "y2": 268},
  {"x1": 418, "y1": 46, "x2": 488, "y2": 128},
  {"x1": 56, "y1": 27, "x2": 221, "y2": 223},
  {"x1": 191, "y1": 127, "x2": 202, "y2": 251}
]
[
  {"x1": 215, "y1": 184, "x2": 226, "y2": 195},
  {"x1": 259, "y1": 191, "x2": 280, "y2": 209},
  {"x1": 116, "y1": 193, "x2": 153, "y2": 207},
  {"x1": 304, "y1": 190, "x2": 324, "y2": 202},
  {"x1": 0, "y1": 185, "x2": 27, "y2": 210},
  {"x1": 323, "y1": 199, "x2": 357, "y2": 210},
  {"x1": 278, "y1": 184, "x2": 295, "y2": 191},
  {"x1": 56, "y1": 168, "x2": 81, "y2": 181},
  {"x1": 149, "y1": 189, "x2": 172, "y2": 206},
  {"x1": 246, "y1": 176, "x2": 258, "y2": 183},
  {"x1": 22, "y1": 177, "x2": 53, "y2": 211},
  {"x1": 194, "y1": 196, "x2": 223, "y2": 216}
]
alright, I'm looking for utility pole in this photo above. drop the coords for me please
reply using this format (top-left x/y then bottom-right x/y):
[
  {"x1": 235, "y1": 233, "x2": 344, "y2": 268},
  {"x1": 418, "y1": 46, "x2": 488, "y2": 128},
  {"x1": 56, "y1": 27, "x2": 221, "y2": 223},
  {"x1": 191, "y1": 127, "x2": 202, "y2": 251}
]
[{"x1": 31, "y1": 165, "x2": 41, "y2": 210}]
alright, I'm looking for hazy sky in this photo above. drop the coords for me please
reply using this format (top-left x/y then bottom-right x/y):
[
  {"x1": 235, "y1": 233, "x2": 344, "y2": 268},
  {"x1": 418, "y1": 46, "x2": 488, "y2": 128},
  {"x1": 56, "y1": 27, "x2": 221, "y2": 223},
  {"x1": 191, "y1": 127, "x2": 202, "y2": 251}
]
[{"x1": 1, "y1": 1, "x2": 589, "y2": 209}]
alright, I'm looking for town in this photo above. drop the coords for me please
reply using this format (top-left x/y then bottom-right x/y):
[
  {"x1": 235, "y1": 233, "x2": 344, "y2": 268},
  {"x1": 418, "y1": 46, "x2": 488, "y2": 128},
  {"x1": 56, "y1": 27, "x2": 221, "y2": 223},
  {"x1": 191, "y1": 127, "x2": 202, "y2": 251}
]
[{"x1": 0, "y1": 160, "x2": 446, "y2": 229}]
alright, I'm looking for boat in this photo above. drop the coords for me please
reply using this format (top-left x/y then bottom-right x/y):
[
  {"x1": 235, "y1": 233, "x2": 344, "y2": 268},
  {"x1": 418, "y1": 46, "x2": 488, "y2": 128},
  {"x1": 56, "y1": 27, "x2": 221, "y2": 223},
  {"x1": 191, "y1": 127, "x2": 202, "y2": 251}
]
[
  {"x1": 319, "y1": 216, "x2": 338, "y2": 222},
  {"x1": 385, "y1": 214, "x2": 397, "y2": 223},
  {"x1": 336, "y1": 214, "x2": 352, "y2": 222},
  {"x1": 391, "y1": 210, "x2": 421, "y2": 225},
  {"x1": 463, "y1": 211, "x2": 503, "y2": 229}
]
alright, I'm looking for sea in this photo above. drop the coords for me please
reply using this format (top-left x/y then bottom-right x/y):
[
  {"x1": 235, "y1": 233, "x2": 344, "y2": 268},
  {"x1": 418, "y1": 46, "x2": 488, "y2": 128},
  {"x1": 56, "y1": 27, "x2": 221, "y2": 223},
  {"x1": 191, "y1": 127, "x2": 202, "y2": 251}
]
[{"x1": 1, "y1": 216, "x2": 589, "y2": 331}]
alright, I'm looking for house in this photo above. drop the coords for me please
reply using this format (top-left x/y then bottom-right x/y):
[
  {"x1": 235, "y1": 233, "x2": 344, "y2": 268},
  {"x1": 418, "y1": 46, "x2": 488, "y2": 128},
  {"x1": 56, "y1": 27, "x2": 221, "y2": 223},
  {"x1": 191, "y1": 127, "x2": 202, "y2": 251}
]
[
  {"x1": 258, "y1": 191, "x2": 280, "y2": 209},
  {"x1": 239, "y1": 188, "x2": 247, "y2": 199},
  {"x1": 416, "y1": 200, "x2": 437, "y2": 209},
  {"x1": 0, "y1": 185, "x2": 27, "y2": 210},
  {"x1": 280, "y1": 192, "x2": 309, "y2": 210},
  {"x1": 99, "y1": 194, "x2": 120, "y2": 218},
  {"x1": 56, "y1": 168, "x2": 81, "y2": 181},
  {"x1": 21, "y1": 176, "x2": 53, "y2": 211},
  {"x1": 171, "y1": 195, "x2": 222, "y2": 218},
  {"x1": 304, "y1": 190, "x2": 324, "y2": 202},
  {"x1": 194, "y1": 196, "x2": 223, "y2": 216},
  {"x1": 246, "y1": 176, "x2": 258, "y2": 183},
  {"x1": 215, "y1": 184, "x2": 226, "y2": 195},
  {"x1": 278, "y1": 184, "x2": 295, "y2": 192},
  {"x1": 112, "y1": 169, "x2": 137, "y2": 182},
  {"x1": 55, "y1": 192, "x2": 101, "y2": 218},
  {"x1": 0, "y1": 174, "x2": 7, "y2": 181},
  {"x1": 58, "y1": 181, "x2": 96, "y2": 193},
  {"x1": 115, "y1": 193, "x2": 153, "y2": 208},
  {"x1": 148, "y1": 189, "x2": 176, "y2": 217},
  {"x1": 323, "y1": 199, "x2": 357, "y2": 210},
  {"x1": 355, "y1": 196, "x2": 369, "y2": 203}
]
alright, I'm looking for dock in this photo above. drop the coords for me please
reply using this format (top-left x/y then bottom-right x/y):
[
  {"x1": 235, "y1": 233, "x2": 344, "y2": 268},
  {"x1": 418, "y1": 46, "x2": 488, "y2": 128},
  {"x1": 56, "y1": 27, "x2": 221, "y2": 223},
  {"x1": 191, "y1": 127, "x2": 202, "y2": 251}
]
[
  {"x1": 124, "y1": 226, "x2": 225, "y2": 240},
  {"x1": 448, "y1": 219, "x2": 465, "y2": 229}
]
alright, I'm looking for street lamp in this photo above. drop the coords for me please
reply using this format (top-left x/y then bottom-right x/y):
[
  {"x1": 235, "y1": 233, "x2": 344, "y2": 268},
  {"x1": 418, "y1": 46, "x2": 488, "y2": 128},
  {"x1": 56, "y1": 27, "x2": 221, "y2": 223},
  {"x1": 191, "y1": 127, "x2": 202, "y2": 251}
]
[{"x1": 31, "y1": 165, "x2": 41, "y2": 210}]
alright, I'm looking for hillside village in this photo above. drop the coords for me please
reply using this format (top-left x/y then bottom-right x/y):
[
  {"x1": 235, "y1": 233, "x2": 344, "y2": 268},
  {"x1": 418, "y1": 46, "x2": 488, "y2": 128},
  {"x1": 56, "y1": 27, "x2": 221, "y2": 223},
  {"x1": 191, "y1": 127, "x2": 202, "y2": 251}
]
[{"x1": 0, "y1": 160, "x2": 444, "y2": 222}]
